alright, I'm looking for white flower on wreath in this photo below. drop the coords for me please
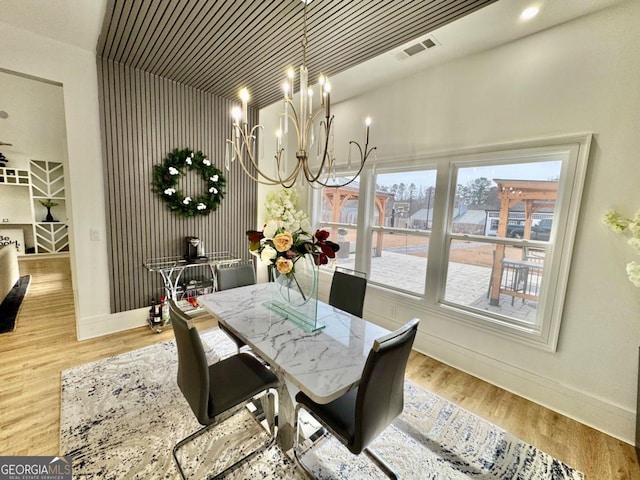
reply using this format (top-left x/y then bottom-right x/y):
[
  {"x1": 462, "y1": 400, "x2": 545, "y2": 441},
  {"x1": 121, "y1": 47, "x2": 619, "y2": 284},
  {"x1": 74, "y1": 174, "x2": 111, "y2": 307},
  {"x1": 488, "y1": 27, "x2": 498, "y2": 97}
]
[
  {"x1": 186, "y1": 157, "x2": 192, "y2": 165},
  {"x1": 164, "y1": 188, "x2": 175, "y2": 196},
  {"x1": 196, "y1": 203, "x2": 206, "y2": 211},
  {"x1": 183, "y1": 196, "x2": 192, "y2": 205},
  {"x1": 168, "y1": 166, "x2": 179, "y2": 175},
  {"x1": 603, "y1": 208, "x2": 640, "y2": 287},
  {"x1": 203, "y1": 158, "x2": 211, "y2": 166},
  {"x1": 210, "y1": 175, "x2": 218, "y2": 182},
  {"x1": 209, "y1": 187, "x2": 218, "y2": 194}
]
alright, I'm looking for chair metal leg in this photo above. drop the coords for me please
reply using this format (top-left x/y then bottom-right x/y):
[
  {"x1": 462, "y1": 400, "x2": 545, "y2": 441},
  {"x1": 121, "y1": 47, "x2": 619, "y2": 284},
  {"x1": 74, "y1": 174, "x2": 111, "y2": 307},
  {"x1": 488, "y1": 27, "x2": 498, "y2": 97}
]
[
  {"x1": 173, "y1": 423, "x2": 216, "y2": 480},
  {"x1": 364, "y1": 447, "x2": 400, "y2": 480},
  {"x1": 293, "y1": 403, "x2": 400, "y2": 480},
  {"x1": 173, "y1": 389, "x2": 278, "y2": 480}
]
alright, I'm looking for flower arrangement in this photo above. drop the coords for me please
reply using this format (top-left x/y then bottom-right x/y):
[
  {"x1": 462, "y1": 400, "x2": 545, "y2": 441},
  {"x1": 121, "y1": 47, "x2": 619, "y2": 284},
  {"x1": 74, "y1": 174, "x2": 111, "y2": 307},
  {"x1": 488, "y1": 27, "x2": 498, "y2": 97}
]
[
  {"x1": 247, "y1": 220, "x2": 340, "y2": 274},
  {"x1": 263, "y1": 188, "x2": 309, "y2": 232},
  {"x1": 602, "y1": 208, "x2": 640, "y2": 287}
]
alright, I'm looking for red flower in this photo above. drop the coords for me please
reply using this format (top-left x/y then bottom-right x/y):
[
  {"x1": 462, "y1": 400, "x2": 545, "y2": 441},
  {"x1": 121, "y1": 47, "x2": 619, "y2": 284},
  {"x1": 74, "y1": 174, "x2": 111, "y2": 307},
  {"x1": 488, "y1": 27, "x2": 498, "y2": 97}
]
[
  {"x1": 246, "y1": 230, "x2": 264, "y2": 242},
  {"x1": 314, "y1": 229, "x2": 330, "y2": 241},
  {"x1": 318, "y1": 240, "x2": 338, "y2": 258}
]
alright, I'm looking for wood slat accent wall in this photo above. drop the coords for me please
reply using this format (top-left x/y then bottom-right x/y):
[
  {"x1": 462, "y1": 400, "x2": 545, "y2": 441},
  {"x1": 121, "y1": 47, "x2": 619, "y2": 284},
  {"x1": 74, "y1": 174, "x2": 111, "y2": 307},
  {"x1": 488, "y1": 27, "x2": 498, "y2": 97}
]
[
  {"x1": 97, "y1": 0, "x2": 497, "y2": 108},
  {"x1": 98, "y1": 58, "x2": 257, "y2": 313}
]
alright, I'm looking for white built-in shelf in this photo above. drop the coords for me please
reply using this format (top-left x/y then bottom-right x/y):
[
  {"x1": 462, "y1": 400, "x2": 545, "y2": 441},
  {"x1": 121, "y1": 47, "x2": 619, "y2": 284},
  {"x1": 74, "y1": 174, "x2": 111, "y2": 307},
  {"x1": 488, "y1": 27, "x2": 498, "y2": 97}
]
[
  {"x1": 0, "y1": 167, "x2": 30, "y2": 185},
  {"x1": 0, "y1": 158, "x2": 68, "y2": 255}
]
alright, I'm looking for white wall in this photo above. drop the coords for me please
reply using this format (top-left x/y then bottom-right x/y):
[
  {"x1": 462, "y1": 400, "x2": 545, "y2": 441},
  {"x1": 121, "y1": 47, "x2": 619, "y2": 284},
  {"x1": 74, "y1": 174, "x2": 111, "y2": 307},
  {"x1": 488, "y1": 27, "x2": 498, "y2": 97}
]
[
  {"x1": 262, "y1": 1, "x2": 640, "y2": 443},
  {"x1": 0, "y1": 71, "x2": 67, "y2": 163},
  {"x1": 0, "y1": 22, "x2": 123, "y2": 337}
]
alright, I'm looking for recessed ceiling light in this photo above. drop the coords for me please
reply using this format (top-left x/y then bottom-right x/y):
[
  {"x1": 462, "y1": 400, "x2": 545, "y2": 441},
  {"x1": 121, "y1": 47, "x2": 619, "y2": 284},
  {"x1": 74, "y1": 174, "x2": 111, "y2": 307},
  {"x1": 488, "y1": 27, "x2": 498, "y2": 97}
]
[{"x1": 520, "y1": 6, "x2": 540, "y2": 21}]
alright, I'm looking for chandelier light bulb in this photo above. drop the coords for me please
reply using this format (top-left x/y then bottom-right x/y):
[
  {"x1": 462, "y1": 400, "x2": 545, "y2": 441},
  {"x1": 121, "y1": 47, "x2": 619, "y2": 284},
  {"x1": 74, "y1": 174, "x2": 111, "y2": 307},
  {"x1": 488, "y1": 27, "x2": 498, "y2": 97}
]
[
  {"x1": 231, "y1": 106, "x2": 242, "y2": 123},
  {"x1": 287, "y1": 68, "x2": 295, "y2": 79},
  {"x1": 323, "y1": 81, "x2": 332, "y2": 93},
  {"x1": 318, "y1": 75, "x2": 325, "y2": 86},
  {"x1": 238, "y1": 88, "x2": 250, "y2": 121},
  {"x1": 365, "y1": 117, "x2": 371, "y2": 143}
]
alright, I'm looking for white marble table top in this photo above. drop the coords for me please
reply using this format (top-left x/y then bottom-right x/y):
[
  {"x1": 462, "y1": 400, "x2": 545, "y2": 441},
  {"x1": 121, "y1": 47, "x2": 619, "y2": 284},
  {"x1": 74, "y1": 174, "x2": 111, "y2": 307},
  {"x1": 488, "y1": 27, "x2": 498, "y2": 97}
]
[{"x1": 198, "y1": 283, "x2": 390, "y2": 404}]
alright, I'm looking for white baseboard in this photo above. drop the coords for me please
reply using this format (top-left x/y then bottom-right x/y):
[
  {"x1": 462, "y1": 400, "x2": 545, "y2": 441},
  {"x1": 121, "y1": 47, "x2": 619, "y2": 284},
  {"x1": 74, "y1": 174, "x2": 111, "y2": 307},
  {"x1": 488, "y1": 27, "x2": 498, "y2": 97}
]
[
  {"x1": 76, "y1": 308, "x2": 147, "y2": 340},
  {"x1": 367, "y1": 312, "x2": 635, "y2": 446},
  {"x1": 76, "y1": 305, "x2": 211, "y2": 340}
]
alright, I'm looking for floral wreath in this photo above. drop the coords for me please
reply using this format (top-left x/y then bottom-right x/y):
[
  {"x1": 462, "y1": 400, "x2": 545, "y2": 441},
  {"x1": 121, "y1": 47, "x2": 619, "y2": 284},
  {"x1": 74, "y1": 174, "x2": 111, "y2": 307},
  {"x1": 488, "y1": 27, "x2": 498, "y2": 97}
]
[{"x1": 152, "y1": 148, "x2": 226, "y2": 217}]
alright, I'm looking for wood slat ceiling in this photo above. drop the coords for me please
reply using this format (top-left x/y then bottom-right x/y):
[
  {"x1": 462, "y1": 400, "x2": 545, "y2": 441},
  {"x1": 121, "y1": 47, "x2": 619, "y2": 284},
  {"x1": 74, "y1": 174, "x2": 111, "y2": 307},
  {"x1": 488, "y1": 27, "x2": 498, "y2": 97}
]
[{"x1": 98, "y1": 0, "x2": 497, "y2": 109}]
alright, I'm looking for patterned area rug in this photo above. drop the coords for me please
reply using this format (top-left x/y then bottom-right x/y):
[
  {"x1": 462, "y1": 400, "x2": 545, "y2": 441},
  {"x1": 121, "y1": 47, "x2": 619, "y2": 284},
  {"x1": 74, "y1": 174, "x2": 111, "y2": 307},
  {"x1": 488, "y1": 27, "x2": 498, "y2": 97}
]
[{"x1": 60, "y1": 328, "x2": 584, "y2": 479}]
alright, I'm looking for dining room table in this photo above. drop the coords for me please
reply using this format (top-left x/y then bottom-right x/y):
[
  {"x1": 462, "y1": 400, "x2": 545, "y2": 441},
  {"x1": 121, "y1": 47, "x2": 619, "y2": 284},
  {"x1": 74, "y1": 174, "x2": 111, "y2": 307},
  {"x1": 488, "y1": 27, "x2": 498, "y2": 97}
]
[{"x1": 197, "y1": 282, "x2": 390, "y2": 452}]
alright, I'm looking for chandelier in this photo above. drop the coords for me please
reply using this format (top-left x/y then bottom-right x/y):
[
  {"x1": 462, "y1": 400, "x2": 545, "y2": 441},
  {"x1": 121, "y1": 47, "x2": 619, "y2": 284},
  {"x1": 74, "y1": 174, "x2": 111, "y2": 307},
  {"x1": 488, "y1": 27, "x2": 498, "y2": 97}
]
[{"x1": 225, "y1": 1, "x2": 376, "y2": 188}]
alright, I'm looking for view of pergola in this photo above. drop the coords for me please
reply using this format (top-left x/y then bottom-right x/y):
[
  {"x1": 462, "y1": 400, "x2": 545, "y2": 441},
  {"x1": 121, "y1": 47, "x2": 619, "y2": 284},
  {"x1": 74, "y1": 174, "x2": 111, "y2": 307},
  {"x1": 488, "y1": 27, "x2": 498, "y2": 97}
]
[{"x1": 321, "y1": 178, "x2": 560, "y2": 324}]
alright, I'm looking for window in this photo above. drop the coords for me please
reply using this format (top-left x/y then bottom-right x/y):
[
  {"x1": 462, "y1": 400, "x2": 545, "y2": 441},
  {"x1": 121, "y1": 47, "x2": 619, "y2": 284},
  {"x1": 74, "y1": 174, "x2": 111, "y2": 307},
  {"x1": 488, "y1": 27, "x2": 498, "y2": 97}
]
[
  {"x1": 317, "y1": 177, "x2": 361, "y2": 267},
  {"x1": 312, "y1": 135, "x2": 591, "y2": 350},
  {"x1": 443, "y1": 160, "x2": 561, "y2": 326},
  {"x1": 368, "y1": 169, "x2": 436, "y2": 295}
]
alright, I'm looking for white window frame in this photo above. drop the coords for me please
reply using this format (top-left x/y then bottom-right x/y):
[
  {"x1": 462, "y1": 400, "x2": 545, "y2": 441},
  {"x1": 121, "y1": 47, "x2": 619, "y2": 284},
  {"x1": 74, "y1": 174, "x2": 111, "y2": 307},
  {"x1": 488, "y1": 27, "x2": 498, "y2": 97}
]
[{"x1": 311, "y1": 134, "x2": 591, "y2": 351}]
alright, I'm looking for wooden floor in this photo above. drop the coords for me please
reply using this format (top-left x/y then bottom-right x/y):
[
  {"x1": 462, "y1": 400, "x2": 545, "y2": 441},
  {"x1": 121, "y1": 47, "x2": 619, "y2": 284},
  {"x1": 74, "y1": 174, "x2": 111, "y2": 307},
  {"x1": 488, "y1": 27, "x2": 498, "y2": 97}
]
[{"x1": 0, "y1": 257, "x2": 637, "y2": 478}]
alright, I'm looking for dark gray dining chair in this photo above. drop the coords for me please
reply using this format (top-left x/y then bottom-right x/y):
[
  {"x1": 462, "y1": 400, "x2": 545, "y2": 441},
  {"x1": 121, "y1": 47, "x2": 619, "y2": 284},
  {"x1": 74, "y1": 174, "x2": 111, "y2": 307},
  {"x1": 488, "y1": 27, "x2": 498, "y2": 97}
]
[
  {"x1": 293, "y1": 317, "x2": 420, "y2": 479},
  {"x1": 215, "y1": 263, "x2": 256, "y2": 353},
  {"x1": 328, "y1": 267, "x2": 368, "y2": 317},
  {"x1": 216, "y1": 262, "x2": 256, "y2": 291},
  {"x1": 169, "y1": 300, "x2": 279, "y2": 479}
]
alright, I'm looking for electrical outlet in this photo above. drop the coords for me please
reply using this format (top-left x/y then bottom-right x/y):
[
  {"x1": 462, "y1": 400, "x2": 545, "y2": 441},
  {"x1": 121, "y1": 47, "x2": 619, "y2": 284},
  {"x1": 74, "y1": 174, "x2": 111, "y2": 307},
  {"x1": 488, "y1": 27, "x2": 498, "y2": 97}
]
[
  {"x1": 90, "y1": 229, "x2": 101, "y2": 241},
  {"x1": 2, "y1": 218, "x2": 9, "y2": 223}
]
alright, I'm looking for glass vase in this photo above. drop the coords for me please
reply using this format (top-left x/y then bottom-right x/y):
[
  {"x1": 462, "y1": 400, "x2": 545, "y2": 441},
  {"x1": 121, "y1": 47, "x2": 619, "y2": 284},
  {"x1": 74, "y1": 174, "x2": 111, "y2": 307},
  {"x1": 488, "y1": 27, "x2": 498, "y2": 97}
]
[{"x1": 268, "y1": 254, "x2": 323, "y2": 332}]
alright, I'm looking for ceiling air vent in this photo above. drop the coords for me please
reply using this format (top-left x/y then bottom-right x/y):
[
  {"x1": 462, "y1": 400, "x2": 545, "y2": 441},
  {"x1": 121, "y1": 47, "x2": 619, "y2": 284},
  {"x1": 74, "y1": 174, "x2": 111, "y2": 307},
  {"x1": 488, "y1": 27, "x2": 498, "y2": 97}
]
[
  {"x1": 404, "y1": 43, "x2": 426, "y2": 56},
  {"x1": 394, "y1": 34, "x2": 441, "y2": 61}
]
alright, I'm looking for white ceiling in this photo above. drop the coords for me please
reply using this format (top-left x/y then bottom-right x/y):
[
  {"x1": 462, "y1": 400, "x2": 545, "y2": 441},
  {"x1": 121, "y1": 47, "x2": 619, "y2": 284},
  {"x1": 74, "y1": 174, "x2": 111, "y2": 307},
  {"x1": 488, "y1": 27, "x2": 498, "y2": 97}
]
[
  {"x1": 330, "y1": 0, "x2": 627, "y2": 102},
  {"x1": 0, "y1": 0, "x2": 626, "y2": 104},
  {"x1": 0, "y1": 0, "x2": 107, "y2": 51}
]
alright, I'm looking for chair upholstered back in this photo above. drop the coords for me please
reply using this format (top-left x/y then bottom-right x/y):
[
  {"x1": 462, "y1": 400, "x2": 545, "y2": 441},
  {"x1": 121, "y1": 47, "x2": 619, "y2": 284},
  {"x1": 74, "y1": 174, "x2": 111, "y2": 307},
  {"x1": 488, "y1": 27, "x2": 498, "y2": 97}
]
[
  {"x1": 216, "y1": 264, "x2": 256, "y2": 291},
  {"x1": 328, "y1": 269, "x2": 367, "y2": 317},
  {"x1": 169, "y1": 300, "x2": 211, "y2": 425},
  {"x1": 353, "y1": 318, "x2": 419, "y2": 453}
]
